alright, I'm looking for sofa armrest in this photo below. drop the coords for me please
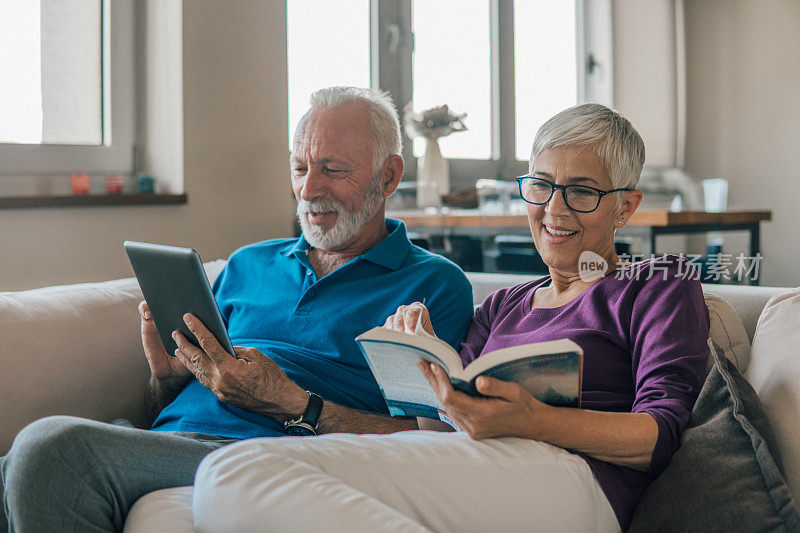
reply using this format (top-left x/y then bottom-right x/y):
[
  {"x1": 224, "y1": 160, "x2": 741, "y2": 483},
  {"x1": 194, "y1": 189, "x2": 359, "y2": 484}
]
[{"x1": 0, "y1": 260, "x2": 227, "y2": 454}]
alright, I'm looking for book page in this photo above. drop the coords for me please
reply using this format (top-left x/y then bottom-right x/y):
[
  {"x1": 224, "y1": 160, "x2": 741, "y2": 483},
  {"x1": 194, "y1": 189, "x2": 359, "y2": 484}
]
[
  {"x1": 358, "y1": 340, "x2": 446, "y2": 418},
  {"x1": 356, "y1": 327, "x2": 463, "y2": 373}
]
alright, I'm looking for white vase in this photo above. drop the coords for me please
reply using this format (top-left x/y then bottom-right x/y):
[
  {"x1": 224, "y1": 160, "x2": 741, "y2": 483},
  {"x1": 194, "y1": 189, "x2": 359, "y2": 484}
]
[{"x1": 419, "y1": 138, "x2": 450, "y2": 196}]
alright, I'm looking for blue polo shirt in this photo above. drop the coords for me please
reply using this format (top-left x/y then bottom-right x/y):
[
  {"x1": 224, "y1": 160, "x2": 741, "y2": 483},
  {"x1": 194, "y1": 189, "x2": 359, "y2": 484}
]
[{"x1": 151, "y1": 219, "x2": 474, "y2": 439}]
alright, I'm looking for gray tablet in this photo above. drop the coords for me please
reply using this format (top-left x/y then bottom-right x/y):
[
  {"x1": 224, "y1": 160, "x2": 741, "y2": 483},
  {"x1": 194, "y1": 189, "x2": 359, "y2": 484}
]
[{"x1": 124, "y1": 241, "x2": 235, "y2": 357}]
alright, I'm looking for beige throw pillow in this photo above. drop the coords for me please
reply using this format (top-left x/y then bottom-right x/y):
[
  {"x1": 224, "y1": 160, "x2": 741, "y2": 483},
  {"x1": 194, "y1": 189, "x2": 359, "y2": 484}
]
[{"x1": 704, "y1": 293, "x2": 751, "y2": 375}]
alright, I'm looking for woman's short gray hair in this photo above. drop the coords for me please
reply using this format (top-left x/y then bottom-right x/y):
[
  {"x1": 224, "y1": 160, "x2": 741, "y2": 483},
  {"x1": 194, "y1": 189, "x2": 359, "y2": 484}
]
[
  {"x1": 309, "y1": 86, "x2": 402, "y2": 175},
  {"x1": 529, "y1": 103, "x2": 645, "y2": 190}
]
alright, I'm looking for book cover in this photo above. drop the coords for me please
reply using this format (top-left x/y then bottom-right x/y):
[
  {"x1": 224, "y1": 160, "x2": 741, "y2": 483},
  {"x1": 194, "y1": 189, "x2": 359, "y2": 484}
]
[{"x1": 452, "y1": 351, "x2": 581, "y2": 407}]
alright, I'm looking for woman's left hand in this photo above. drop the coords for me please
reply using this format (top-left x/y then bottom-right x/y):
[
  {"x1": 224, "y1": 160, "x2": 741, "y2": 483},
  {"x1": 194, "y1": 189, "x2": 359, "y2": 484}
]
[{"x1": 418, "y1": 361, "x2": 550, "y2": 439}]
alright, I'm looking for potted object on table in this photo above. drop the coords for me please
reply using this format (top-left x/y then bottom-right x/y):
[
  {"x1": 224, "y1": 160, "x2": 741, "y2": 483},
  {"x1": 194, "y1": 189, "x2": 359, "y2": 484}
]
[{"x1": 404, "y1": 104, "x2": 467, "y2": 209}]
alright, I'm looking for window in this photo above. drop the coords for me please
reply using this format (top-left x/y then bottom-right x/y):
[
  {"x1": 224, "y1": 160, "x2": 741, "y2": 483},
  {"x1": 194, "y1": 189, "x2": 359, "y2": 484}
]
[
  {"x1": 514, "y1": 0, "x2": 577, "y2": 161},
  {"x1": 0, "y1": 0, "x2": 136, "y2": 176},
  {"x1": 286, "y1": 0, "x2": 371, "y2": 147},
  {"x1": 411, "y1": 0, "x2": 491, "y2": 160},
  {"x1": 287, "y1": 1, "x2": 606, "y2": 188}
]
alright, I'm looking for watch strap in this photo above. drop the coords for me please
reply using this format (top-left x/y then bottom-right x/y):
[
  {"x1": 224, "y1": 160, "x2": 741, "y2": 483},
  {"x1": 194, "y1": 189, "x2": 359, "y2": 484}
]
[
  {"x1": 283, "y1": 391, "x2": 323, "y2": 435},
  {"x1": 301, "y1": 391, "x2": 324, "y2": 429}
]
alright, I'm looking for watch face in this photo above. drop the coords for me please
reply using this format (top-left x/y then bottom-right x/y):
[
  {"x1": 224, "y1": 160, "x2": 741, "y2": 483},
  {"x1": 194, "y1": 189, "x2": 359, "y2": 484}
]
[{"x1": 285, "y1": 423, "x2": 316, "y2": 436}]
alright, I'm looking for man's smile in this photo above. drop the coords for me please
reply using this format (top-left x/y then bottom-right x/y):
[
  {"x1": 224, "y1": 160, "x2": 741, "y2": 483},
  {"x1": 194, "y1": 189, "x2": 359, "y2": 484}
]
[{"x1": 306, "y1": 210, "x2": 338, "y2": 225}]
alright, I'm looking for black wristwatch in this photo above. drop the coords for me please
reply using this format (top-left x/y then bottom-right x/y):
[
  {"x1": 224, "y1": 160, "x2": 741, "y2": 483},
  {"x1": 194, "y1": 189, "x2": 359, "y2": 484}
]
[{"x1": 283, "y1": 391, "x2": 324, "y2": 436}]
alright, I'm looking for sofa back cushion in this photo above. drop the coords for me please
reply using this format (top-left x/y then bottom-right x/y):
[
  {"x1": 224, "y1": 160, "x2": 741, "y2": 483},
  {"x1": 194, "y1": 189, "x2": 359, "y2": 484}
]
[
  {"x1": 0, "y1": 260, "x2": 227, "y2": 455},
  {"x1": 701, "y1": 283, "x2": 788, "y2": 342},
  {"x1": 746, "y1": 288, "x2": 800, "y2": 500}
]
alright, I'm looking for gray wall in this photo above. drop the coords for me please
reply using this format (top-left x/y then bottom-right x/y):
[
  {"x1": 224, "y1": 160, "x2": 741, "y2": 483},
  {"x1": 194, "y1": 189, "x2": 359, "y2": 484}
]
[
  {"x1": 684, "y1": 0, "x2": 800, "y2": 287},
  {"x1": 0, "y1": 1, "x2": 293, "y2": 291}
]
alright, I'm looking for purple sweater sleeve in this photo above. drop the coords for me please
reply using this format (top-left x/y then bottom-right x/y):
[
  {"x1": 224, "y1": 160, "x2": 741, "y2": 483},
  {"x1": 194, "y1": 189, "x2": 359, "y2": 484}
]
[{"x1": 628, "y1": 257, "x2": 710, "y2": 475}]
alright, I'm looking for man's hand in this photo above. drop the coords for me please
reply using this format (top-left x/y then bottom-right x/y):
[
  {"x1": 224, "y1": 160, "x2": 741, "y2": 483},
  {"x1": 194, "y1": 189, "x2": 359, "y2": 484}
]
[
  {"x1": 172, "y1": 313, "x2": 307, "y2": 420},
  {"x1": 139, "y1": 301, "x2": 192, "y2": 382}
]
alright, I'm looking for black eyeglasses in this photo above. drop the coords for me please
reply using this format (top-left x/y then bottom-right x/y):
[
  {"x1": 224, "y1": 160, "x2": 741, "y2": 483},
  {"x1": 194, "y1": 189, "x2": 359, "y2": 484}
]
[{"x1": 516, "y1": 176, "x2": 633, "y2": 213}]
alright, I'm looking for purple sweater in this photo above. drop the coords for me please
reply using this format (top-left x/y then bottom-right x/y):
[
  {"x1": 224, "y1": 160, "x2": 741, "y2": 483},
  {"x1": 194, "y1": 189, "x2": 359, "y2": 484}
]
[{"x1": 460, "y1": 255, "x2": 710, "y2": 529}]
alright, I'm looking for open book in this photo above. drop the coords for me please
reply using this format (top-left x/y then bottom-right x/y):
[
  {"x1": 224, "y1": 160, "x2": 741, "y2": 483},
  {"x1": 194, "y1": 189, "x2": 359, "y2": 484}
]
[{"x1": 355, "y1": 327, "x2": 583, "y2": 423}]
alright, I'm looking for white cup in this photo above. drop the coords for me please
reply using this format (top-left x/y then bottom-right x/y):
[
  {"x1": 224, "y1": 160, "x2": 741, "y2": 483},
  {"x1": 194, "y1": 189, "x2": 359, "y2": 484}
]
[
  {"x1": 703, "y1": 178, "x2": 728, "y2": 212},
  {"x1": 416, "y1": 180, "x2": 440, "y2": 210}
]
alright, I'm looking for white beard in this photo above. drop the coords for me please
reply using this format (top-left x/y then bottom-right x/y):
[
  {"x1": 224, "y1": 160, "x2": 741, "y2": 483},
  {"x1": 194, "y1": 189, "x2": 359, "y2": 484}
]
[{"x1": 296, "y1": 175, "x2": 384, "y2": 250}]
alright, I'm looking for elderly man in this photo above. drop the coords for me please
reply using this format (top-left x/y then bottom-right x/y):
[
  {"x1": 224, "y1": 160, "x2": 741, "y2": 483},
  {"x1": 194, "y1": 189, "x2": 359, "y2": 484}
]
[{"x1": 0, "y1": 87, "x2": 473, "y2": 532}]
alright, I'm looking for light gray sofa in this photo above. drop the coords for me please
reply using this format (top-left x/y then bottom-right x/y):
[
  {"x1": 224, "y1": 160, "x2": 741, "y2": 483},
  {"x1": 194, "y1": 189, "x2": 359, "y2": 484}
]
[{"x1": 1, "y1": 266, "x2": 797, "y2": 531}]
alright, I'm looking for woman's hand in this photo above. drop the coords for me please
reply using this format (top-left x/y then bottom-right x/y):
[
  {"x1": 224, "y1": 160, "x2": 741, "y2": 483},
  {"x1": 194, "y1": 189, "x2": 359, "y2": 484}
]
[
  {"x1": 418, "y1": 361, "x2": 549, "y2": 440},
  {"x1": 383, "y1": 302, "x2": 436, "y2": 337},
  {"x1": 422, "y1": 361, "x2": 660, "y2": 470}
]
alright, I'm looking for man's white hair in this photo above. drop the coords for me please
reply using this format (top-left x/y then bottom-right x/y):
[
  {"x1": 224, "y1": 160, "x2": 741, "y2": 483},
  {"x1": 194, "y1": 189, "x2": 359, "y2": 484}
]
[
  {"x1": 529, "y1": 103, "x2": 645, "y2": 191},
  {"x1": 308, "y1": 86, "x2": 403, "y2": 175}
]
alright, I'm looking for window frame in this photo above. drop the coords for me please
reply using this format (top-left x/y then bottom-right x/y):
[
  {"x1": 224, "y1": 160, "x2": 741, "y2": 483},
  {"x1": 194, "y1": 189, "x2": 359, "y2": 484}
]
[
  {"x1": 0, "y1": 0, "x2": 136, "y2": 176},
  {"x1": 372, "y1": 0, "x2": 612, "y2": 190}
]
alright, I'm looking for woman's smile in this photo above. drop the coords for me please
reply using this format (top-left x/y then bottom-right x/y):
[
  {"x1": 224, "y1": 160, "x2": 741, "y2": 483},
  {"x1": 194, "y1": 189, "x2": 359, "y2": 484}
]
[{"x1": 542, "y1": 223, "x2": 580, "y2": 242}]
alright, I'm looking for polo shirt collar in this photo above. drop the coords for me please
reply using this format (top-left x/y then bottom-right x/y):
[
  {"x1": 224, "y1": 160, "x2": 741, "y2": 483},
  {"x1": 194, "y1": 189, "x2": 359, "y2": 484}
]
[
  {"x1": 283, "y1": 234, "x2": 311, "y2": 259},
  {"x1": 281, "y1": 218, "x2": 410, "y2": 271},
  {"x1": 359, "y1": 218, "x2": 410, "y2": 271}
]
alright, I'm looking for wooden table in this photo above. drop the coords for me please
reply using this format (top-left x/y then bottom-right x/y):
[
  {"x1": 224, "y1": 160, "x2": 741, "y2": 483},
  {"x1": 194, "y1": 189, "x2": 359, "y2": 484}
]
[{"x1": 388, "y1": 209, "x2": 772, "y2": 282}]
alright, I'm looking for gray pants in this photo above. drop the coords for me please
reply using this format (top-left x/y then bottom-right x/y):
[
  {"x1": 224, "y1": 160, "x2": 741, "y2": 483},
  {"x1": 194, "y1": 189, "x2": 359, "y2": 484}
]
[{"x1": 0, "y1": 416, "x2": 238, "y2": 532}]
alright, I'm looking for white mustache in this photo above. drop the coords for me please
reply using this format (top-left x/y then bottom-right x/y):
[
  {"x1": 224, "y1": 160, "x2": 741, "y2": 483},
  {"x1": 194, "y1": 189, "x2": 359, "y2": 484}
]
[{"x1": 297, "y1": 199, "x2": 343, "y2": 215}]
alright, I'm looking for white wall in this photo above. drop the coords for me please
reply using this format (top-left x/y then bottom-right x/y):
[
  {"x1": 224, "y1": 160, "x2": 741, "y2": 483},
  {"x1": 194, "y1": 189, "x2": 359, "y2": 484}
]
[
  {"x1": 0, "y1": 1, "x2": 293, "y2": 291},
  {"x1": 613, "y1": 0, "x2": 679, "y2": 168},
  {"x1": 683, "y1": 0, "x2": 800, "y2": 287}
]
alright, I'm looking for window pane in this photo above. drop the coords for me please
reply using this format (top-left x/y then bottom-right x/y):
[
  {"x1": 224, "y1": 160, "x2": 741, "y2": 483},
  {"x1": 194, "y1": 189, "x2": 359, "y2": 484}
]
[
  {"x1": 412, "y1": 0, "x2": 491, "y2": 160},
  {"x1": 0, "y1": 1, "x2": 41, "y2": 143},
  {"x1": 514, "y1": 0, "x2": 577, "y2": 161},
  {"x1": 0, "y1": 0, "x2": 102, "y2": 145},
  {"x1": 286, "y1": 0, "x2": 370, "y2": 148}
]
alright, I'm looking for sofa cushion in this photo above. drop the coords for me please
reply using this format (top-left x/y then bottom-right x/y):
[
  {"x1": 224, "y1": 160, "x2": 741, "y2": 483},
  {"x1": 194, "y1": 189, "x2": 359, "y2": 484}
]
[
  {"x1": 746, "y1": 287, "x2": 800, "y2": 501},
  {"x1": 123, "y1": 486, "x2": 194, "y2": 533},
  {"x1": 704, "y1": 293, "x2": 751, "y2": 375},
  {"x1": 628, "y1": 341, "x2": 800, "y2": 532}
]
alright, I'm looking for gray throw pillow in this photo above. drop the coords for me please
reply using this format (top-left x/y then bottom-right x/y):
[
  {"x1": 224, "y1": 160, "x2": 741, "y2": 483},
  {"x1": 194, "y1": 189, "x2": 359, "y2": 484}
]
[{"x1": 628, "y1": 342, "x2": 800, "y2": 532}]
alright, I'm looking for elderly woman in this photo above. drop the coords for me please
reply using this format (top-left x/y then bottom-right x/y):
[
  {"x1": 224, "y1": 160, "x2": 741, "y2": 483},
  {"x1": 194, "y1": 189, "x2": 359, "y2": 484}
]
[{"x1": 192, "y1": 104, "x2": 709, "y2": 533}]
